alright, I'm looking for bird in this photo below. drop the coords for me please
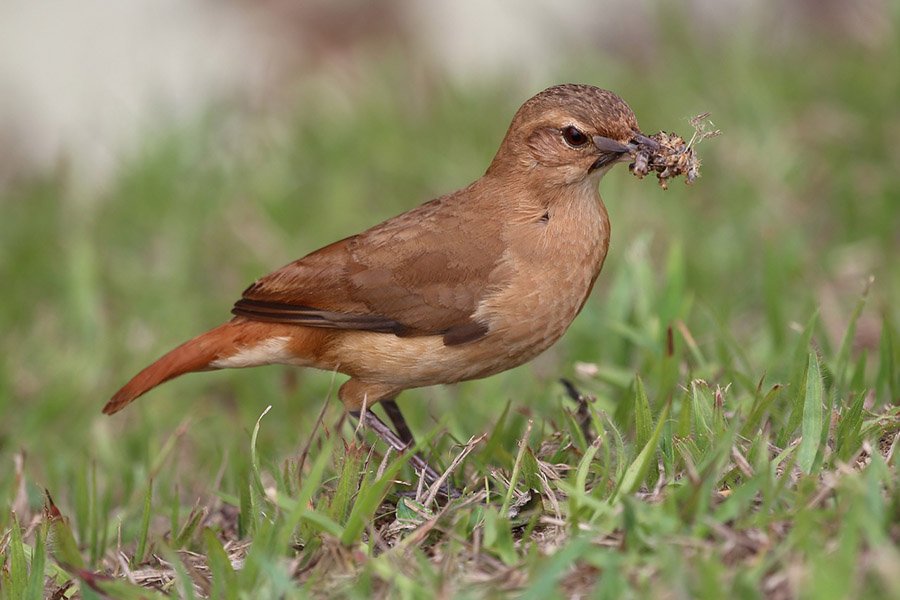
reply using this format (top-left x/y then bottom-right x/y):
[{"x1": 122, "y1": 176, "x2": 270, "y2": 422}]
[{"x1": 104, "y1": 83, "x2": 655, "y2": 489}]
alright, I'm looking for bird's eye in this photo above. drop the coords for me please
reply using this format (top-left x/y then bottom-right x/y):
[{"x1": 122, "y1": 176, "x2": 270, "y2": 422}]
[{"x1": 562, "y1": 126, "x2": 589, "y2": 147}]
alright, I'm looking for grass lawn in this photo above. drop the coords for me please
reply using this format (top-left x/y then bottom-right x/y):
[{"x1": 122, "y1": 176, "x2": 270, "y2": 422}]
[{"x1": 2, "y1": 14, "x2": 899, "y2": 600}]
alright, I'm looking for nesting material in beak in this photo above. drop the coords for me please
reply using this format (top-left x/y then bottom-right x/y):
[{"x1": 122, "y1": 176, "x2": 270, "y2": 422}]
[{"x1": 627, "y1": 114, "x2": 720, "y2": 189}]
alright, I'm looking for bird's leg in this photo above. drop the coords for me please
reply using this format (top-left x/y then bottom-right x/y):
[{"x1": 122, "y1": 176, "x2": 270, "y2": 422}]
[
  {"x1": 350, "y1": 407, "x2": 459, "y2": 498},
  {"x1": 381, "y1": 398, "x2": 414, "y2": 446},
  {"x1": 560, "y1": 378, "x2": 594, "y2": 442},
  {"x1": 351, "y1": 408, "x2": 440, "y2": 483}
]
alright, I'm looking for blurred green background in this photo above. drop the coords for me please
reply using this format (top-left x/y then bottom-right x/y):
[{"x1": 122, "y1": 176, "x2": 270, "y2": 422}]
[{"x1": 1, "y1": 1, "x2": 898, "y2": 517}]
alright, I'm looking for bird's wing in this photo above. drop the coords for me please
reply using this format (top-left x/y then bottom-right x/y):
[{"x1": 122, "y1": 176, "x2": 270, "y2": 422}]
[{"x1": 232, "y1": 193, "x2": 506, "y2": 346}]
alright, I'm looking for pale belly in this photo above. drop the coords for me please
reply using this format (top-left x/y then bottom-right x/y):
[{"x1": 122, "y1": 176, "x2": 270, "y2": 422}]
[{"x1": 324, "y1": 325, "x2": 565, "y2": 390}]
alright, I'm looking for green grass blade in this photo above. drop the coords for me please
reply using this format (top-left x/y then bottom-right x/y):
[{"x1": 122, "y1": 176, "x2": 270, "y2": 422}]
[
  {"x1": 575, "y1": 439, "x2": 601, "y2": 495},
  {"x1": 877, "y1": 316, "x2": 897, "y2": 403},
  {"x1": 133, "y1": 480, "x2": 153, "y2": 567},
  {"x1": 834, "y1": 278, "x2": 871, "y2": 391},
  {"x1": 798, "y1": 351, "x2": 825, "y2": 473},
  {"x1": 88, "y1": 461, "x2": 100, "y2": 566},
  {"x1": 568, "y1": 436, "x2": 602, "y2": 522},
  {"x1": 7, "y1": 514, "x2": 28, "y2": 598},
  {"x1": 173, "y1": 506, "x2": 207, "y2": 550},
  {"x1": 520, "y1": 537, "x2": 591, "y2": 600},
  {"x1": 634, "y1": 375, "x2": 652, "y2": 453},
  {"x1": 25, "y1": 523, "x2": 46, "y2": 600},
  {"x1": 481, "y1": 398, "x2": 512, "y2": 463},
  {"x1": 502, "y1": 419, "x2": 533, "y2": 516},
  {"x1": 676, "y1": 387, "x2": 692, "y2": 438},
  {"x1": 849, "y1": 351, "x2": 867, "y2": 395},
  {"x1": 521, "y1": 446, "x2": 543, "y2": 492},
  {"x1": 327, "y1": 442, "x2": 366, "y2": 526},
  {"x1": 204, "y1": 529, "x2": 237, "y2": 600},
  {"x1": 94, "y1": 579, "x2": 167, "y2": 600},
  {"x1": 159, "y1": 544, "x2": 197, "y2": 600},
  {"x1": 691, "y1": 380, "x2": 714, "y2": 448},
  {"x1": 277, "y1": 433, "x2": 337, "y2": 549},
  {"x1": 170, "y1": 485, "x2": 180, "y2": 544},
  {"x1": 250, "y1": 405, "x2": 273, "y2": 513},
  {"x1": 613, "y1": 403, "x2": 670, "y2": 502},
  {"x1": 297, "y1": 510, "x2": 344, "y2": 539},
  {"x1": 741, "y1": 384, "x2": 782, "y2": 437},
  {"x1": 238, "y1": 470, "x2": 251, "y2": 539},
  {"x1": 783, "y1": 311, "x2": 819, "y2": 445},
  {"x1": 835, "y1": 390, "x2": 867, "y2": 461},
  {"x1": 601, "y1": 411, "x2": 627, "y2": 485},
  {"x1": 481, "y1": 507, "x2": 518, "y2": 566}
]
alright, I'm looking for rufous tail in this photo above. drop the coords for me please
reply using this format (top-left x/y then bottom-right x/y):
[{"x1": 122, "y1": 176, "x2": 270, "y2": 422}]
[{"x1": 103, "y1": 321, "x2": 241, "y2": 415}]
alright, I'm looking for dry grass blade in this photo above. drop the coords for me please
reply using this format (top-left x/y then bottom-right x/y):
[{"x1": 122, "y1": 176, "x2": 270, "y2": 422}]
[
  {"x1": 423, "y1": 433, "x2": 486, "y2": 506},
  {"x1": 687, "y1": 112, "x2": 722, "y2": 148}
]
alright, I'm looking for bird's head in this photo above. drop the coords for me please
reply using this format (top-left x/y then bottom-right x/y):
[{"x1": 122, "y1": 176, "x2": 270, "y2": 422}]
[{"x1": 488, "y1": 84, "x2": 655, "y2": 187}]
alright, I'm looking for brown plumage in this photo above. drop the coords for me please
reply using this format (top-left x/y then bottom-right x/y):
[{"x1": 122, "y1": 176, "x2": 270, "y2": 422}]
[{"x1": 105, "y1": 84, "x2": 645, "y2": 483}]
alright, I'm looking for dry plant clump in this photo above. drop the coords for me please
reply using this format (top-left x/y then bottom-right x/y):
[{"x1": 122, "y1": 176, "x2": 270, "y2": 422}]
[{"x1": 630, "y1": 113, "x2": 721, "y2": 189}]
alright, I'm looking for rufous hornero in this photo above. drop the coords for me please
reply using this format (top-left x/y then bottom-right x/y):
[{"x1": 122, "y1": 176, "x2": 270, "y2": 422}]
[{"x1": 105, "y1": 84, "x2": 658, "y2": 493}]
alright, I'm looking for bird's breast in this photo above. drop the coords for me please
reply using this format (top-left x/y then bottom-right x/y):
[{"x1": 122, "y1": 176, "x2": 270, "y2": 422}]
[{"x1": 471, "y1": 189, "x2": 611, "y2": 370}]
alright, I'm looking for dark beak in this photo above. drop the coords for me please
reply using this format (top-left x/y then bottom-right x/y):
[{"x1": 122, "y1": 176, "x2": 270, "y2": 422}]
[
  {"x1": 592, "y1": 135, "x2": 631, "y2": 154},
  {"x1": 627, "y1": 131, "x2": 660, "y2": 152},
  {"x1": 589, "y1": 135, "x2": 632, "y2": 171}
]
